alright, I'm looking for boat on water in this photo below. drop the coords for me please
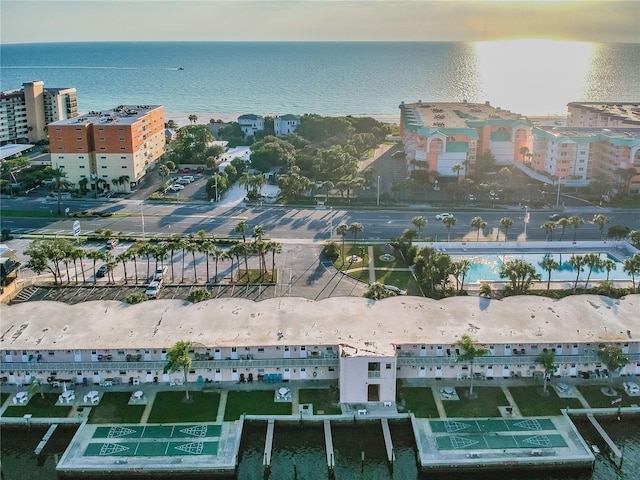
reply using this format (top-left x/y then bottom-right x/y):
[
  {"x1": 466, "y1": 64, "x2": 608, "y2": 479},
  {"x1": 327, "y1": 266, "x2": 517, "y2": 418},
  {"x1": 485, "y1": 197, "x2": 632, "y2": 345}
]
[{"x1": 178, "y1": 67, "x2": 184, "y2": 70}]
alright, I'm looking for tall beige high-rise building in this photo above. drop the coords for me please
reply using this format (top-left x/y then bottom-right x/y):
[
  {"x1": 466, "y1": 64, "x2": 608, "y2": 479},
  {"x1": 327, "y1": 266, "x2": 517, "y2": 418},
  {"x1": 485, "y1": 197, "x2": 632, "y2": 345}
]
[{"x1": 0, "y1": 80, "x2": 78, "y2": 145}]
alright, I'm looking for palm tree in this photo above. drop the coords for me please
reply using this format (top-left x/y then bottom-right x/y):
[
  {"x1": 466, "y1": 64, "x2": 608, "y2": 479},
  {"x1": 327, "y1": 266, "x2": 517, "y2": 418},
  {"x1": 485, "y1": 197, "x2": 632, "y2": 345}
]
[
  {"x1": 470, "y1": 216, "x2": 487, "y2": 242},
  {"x1": 267, "y1": 241, "x2": 282, "y2": 279},
  {"x1": 519, "y1": 146, "x2": 530, "y2": 162},
  {"x1": 568, "y1": 254, "x2": 586, "y2": 292},
  {"x1": 104, "y1": 251, "x2": 117, "y2": 284},
  {"x1": 118, "y1": 175, "x2": 130, "y2": 192},
  {"x1": 598, "y1": 344, "x2": 629, "y2": 395},
  {"x1": 452, "y1": 163, "x2": 463, "y2": 182},
  {"x1": 49, "y1": 167, "x2": 73, "y2": 214},
  {"x1": 557, "y1": 218, "x2": 571, "y2": 241},
  {"x1": 116, "y1": 250, "x2": 131, "y2": 284},
  {"x1": 336, "y1": 223, "x2": 349, "y2": 265},
  {"x1": 536, "y1": 350, "x2": 556, "y2": 395},
  {"x1": 137, "y1": 241, "x2": 155, "y2": 281},
  {"x1": 442, "y1": 215, "x2": 457, "y2": 242},
  {"x1": 623, "y1": 253, "x2": 640, "y2": 292},
  {"x1": 234, "y1": 221, "x2": 250, "y2": 275},
  {"x1": 85, "y1": 250, "x2": 104, "y2": 283},
  {"x1": 583, "y1": 253, "x2": 603, "y2": 289},
  {"x1": 164, "y1": 340, "x2": 193, "y2": 401},
  {"x1": 412, "y1": 216, "x2": 427, "y2": 240},
  {"x1": 499, "y1": 217, "x2": 513, "y2": 242},
  {"x1": 456, "y1": 334, "x2": 489, "y2": 398},
  {"x1": 451, "y1": 259, "x2": 471, "y2": 292},
  {"x1": 602, "y1": 258, "x2": 617, "y2": 281},
  {"x1": 541, "y1": 221, "x2": 557, "y2": 242},
  {"x1": 209, "y1": 245, "x2": 222, "y2": 283},
  {"x1": 252, "y1": 225, "x2": 267, "y2": 278},
  {"x1": 568, "y1": 215, "x2": 584, "y2": 242},
  {"x1": 70, "y1": 247, "x2": 86, "y2": 284},
  {"x1": 538, "y1": 254, "x2": 559, "y2": 290},
  {"x1": 166, "y1": 237, "x2": 183, "y2": 283},
  {"x1": 185, "y1": 240, "x2": 199, "y2": 283},
  {"x1": 188, "y1": 114, "x2": 198, "y2": 125},
  {"x1": 590, "y1": 214, "x2": 610, "y2": 240},
  {"x1": 348, "y1": 222, "x2": 364, "y2": 246}
]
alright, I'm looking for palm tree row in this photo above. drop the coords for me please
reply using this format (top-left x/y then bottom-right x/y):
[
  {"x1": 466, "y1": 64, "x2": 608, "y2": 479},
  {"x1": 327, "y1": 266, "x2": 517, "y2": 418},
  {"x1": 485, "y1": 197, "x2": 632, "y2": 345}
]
[{"x1": 24, "y1": 228, "x2": 283, "y2": 286}]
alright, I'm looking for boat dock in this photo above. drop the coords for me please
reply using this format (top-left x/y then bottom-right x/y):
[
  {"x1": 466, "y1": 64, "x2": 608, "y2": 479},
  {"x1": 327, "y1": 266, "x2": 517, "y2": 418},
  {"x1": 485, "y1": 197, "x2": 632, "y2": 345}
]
[
  {"x1": 324, "y1": 419, "x2": 335, "y2": 471},
  {"x1": 35, "y1": 423, "x2": 58, "y2": 455},
  {"x1": 381, "y1": 418, "x2": 395, "y2": 470},
  {"x1": 263, "y1": 419, "x2": 275, "y2": 472}
]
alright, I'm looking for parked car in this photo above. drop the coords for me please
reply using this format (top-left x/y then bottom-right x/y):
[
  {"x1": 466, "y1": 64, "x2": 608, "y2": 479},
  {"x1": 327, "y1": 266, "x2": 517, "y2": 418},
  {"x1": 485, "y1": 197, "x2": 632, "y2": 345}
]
[
  {"x1": 106, "y1": 238, "x2": 119, "y2": 249},
  {"x1": 549, "y1": 213, "x2": 566, "y2": 221},
  {"x1": 196, "y1": 166, "x2": 205, "y2": 173},
  {"x1": 154, "y1": 266, "x2": 168, "y2": 281},
  {"x1": 468, "y1": 194, "x2": 476, "y2": 201},
  {"x1": 384, "y1": 285, "x2": 407, "y2": 295},
  {"x1": 145, "y1": 280, "x2": 162, "y2": 299},
  {"x1": 181, "y1": 175, "x2": 195, "y2": 183},
  {"x1": 435, "y1": 213, "x2": 452, "y2": 220},
  {"x1": 182, "y1": 167, "x2": 191, "y2": 173},
  {"x1": 96, "y1": 265, "x2": 108, "y2": 278},
  {"x1": 176, "y1": 177, "x2": 192, "y2": 185},
  {"x1": 168, "y1": 184, "x2": 184, "y2": 192}
]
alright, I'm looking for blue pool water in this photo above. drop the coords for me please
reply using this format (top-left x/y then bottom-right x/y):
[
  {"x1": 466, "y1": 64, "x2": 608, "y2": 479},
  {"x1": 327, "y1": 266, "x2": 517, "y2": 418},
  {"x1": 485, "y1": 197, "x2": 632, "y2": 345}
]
[{"x1": 451, "y1": 252, "x2": 628, "y2": 283}]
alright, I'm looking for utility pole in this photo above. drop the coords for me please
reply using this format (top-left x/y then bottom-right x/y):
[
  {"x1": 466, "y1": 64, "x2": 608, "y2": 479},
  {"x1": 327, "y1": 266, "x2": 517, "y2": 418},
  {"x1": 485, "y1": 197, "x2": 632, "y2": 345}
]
[{"x1": 377, "y1": 176, "x2": 380, "y2": 207}]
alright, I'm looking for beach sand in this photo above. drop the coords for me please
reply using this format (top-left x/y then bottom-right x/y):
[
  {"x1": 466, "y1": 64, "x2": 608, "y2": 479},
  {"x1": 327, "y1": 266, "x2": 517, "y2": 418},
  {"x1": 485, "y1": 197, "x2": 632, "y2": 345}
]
[{"x1": 165, "y1": 112, "x2": 400, "y2": 128}]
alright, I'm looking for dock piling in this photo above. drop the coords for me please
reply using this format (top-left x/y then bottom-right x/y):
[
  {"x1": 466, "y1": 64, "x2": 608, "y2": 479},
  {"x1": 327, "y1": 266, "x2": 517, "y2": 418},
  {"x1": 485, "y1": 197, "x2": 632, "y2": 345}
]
[{"x1": 263, "y1": 419, "x2": 275, "y2": 475}]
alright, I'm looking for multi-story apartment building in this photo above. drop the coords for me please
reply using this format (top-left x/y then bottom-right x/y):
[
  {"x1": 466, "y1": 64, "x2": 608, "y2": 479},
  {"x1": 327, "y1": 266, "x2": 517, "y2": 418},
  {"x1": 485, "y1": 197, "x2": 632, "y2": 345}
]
[
  {"x1": 567, "y1": 102, "x2": 640, "y2": 128},
  {"x1": 0, "y1": 80, "x2": 78, "y2": 145},
  {"x1": 1, "y1": 295, "x2": 637, "y2": 405},
  {"x1": 274, "y1": 114, "x2": 300, "y2": 135},
  {"x1": 531, "y1": 126, "x2": 640, "y2": 193},
  {"x1": 399, "y1": 101, "x2": 533, "y2": 178},
  {"x1": 48, "y1": 105, "x2": 165, "y2": 191}
]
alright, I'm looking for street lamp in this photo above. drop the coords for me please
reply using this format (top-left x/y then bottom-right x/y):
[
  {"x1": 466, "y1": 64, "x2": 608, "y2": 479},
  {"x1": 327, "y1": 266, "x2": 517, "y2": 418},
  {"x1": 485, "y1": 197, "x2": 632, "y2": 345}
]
[
  {"x1": 376, "y1": 176, "x2": 380, "y2": 207},
  {"x1": 141, "y1": 201, "x2": 145, "y2": 240}
]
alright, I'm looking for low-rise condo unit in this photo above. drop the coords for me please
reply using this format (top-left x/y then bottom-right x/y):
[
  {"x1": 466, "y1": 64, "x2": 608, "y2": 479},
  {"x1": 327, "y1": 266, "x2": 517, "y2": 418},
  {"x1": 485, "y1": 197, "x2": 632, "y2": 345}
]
[{"x1": 1, "y1": 295, "x2": 637, "y2": 405}]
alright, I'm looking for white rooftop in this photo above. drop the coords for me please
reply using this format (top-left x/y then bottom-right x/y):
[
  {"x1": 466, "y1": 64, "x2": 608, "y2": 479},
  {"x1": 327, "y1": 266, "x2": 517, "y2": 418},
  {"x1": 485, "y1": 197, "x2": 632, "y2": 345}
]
[{"x1": 1, "y1": 295, "x2": 637, "y2": 357}]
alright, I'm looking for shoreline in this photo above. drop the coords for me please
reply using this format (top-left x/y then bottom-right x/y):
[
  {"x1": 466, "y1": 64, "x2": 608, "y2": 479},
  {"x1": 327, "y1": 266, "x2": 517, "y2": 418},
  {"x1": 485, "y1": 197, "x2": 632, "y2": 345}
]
[{"x1": 164, "y1": 112, "x2": 567, "y2": 129}]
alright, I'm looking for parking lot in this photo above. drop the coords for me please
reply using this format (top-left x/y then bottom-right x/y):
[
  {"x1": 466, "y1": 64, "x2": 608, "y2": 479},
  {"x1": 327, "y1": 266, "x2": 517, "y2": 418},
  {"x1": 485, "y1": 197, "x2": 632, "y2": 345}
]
[{"x1": 10, "y1": 241, "x2": 368, "y2": 305}]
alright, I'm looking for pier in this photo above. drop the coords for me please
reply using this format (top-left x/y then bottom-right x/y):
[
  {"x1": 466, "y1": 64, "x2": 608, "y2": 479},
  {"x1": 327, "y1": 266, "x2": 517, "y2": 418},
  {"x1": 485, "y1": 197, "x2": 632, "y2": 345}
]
[
  {"x1": 263, "y1": 419, "x2": 275, "y2": 472},
  {"x1": 323, "y1": 420, "x2": 335, "y2": 472},
  {"x1": 380, "y1": 418, "x2": 395, "y2": 471},
  {"x1": 587, "y1": 414, "x2": 623, "y2": 468},
  {"x1": 34, "y1": 424, "x2": 58, "y2": 455}
]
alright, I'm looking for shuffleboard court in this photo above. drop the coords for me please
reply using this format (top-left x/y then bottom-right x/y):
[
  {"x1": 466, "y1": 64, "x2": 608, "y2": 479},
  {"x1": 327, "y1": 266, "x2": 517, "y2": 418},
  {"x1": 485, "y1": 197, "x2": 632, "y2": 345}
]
[
  {"x1": 429, "y1": 418, "x2": 556, "y2": 434},
  {"x1": 84, "y1": 441, "x2": 219, "y2": 457},
  {"x1": 436, "y1": 433, "x2": 567, "y2": 451},
  {"x1": 92, "y1": 424, "x2": 221, "y2": 440}
]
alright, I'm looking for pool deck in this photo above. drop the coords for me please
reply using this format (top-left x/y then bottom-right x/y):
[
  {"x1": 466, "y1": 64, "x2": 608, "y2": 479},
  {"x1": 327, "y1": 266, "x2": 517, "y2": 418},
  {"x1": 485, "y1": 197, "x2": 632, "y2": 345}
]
[{"x1": 412, "y1": 413, "x2": 595, "y2": 472}]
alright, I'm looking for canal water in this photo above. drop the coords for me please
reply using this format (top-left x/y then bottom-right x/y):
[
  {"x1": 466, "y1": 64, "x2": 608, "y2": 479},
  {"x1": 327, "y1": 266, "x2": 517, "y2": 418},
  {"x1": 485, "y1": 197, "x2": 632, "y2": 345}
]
[{"x1": 2, "y1": 416, "x2": 638, "y2": 480}]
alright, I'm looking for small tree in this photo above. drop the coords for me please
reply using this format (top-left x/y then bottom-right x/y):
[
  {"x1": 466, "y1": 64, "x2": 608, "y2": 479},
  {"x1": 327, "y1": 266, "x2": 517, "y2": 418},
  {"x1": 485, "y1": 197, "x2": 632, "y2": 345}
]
[
  {"x1": 164, "y1": 340, "x2": 193, "y2": 401},
  {"x1": 536, "y1": 350, "x2": 556, "y2": 395},
  {"x1": 442, "y1": 215, "x2": 457, "y2": 242},
  {"x1": 470, "y1": 216, "x2": 487, "y2": 242},
  {"x1": 538, "y1": 254, "x2": 559, "y2": 291},
  {"x1": 336, "y1": 223, "x2": 349, "y2": 265},
  {"x1": 412, "y1": 216, "x2": 427, "y2": 240},
  {"x1": 499, "y1": 217, "x2": 513, "y2": 242},
  {"x1": 126, "y1": 292, "x2": 148, "y2": 304},
  {"x1": 365, "y1": 282, "x2": 394, "y2": 300},
  {"x1": 499, "y1": 259, "x2": 541, "y2": 295},
  {"x1": 187, "y1": 287, "x2": 211, "y2": 303},
  {"x1": 598, "y1": 344, "x2": 628, "y2": 395},
  {"x1": 591, "y1": 214, "x2": 610, "y2": 240},
  {"x1": 456, "y1": 334, "x2": 489, "y2": 398},
  {"x1": 568, "y1": 254, "x2": 586, "y2": 292},
  {"x1": 479, "y1": 282, "x2": 491, "y2": 298}
]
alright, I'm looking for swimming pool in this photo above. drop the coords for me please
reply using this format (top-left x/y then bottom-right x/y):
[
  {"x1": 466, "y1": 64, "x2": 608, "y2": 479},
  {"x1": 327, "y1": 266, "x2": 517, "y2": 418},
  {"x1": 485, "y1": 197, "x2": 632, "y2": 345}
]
[{"x1": 450, "y1": 252, "x2": 628, "y2": 283}]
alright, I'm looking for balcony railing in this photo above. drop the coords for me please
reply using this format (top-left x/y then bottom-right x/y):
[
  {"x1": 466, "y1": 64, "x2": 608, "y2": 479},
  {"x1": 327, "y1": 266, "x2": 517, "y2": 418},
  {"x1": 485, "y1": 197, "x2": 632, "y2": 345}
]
[
  {"x1": 0, "y1": 357, "x2": 340, "y2": 373},
  {"x1": 397, "y1": 353, "x2": 640, "y2": 367}
]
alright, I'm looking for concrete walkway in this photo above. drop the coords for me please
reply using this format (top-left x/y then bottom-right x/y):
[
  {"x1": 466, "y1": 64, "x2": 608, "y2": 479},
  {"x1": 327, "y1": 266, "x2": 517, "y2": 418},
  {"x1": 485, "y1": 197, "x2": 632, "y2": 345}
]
[
  {"x1": 367, "y1": 246, "x2": 376, "y2": 284},
  {"x1": 139, "y1": 391, "x2": 157, "y2": 424},
  {"x1": 216, "y1": 390, "x2": 228, "y2": 423},
  {"x1": 501, "y1": 386, "x2": 523, "y2": 417},
  {"x1": 431, "y1": 386, "x2": 447, "y2": 418}
]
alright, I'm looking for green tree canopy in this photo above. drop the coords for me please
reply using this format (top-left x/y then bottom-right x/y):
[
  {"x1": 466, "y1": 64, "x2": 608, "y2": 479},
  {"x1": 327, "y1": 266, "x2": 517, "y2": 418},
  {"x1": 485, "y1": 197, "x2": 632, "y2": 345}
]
[{"x1": 164, "y1": 340, "x2": 193, "y2": 401}]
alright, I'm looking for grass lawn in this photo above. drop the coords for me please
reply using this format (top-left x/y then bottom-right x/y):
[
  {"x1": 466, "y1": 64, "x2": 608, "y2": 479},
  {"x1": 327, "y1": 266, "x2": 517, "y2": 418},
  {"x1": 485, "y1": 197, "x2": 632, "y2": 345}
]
[
  {"x1": 335, "y1": 245, "x2": 369, "y2": 272},
  {"x1": 224, "y1": 390, "x2": 292, "y2": 421},
  {"x1": 509, "y1": 386, "x2": 583, "y2": 416},
  {"x1": 375, "y1": 270, "x2": 421, "y2": 295},
  {"x1": 299, "y1": 388, "x2": 341, "y2": 415},
  {"x1": 1, "y1": 392, "x2": 9, "y2": 406},
  {"x1": 372, "y1": 245, "x2": 408, "y2": 269},
  {"x1": 443, "y1": 387, "x2": 508, "y2": 418},
  {"x1": 397, "y1": 387, "x2": 440, "y2": 418},
  {"x1": 578, "y1": 385, "x2": 638, "y2": 408},
  {"x1": 147, "y1": 391, "x2": 220, "y2": 423},
  {"x1": 88, "y1": 392, "x2": 146, "y2": 424},
  {"x1": 3, "y1": 393, "x2": 72, "y2": 418}
]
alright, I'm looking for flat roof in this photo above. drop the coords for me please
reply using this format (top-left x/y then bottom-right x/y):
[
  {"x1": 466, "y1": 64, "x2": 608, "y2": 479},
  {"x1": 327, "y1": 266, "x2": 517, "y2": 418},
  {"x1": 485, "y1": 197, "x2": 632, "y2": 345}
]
[
  {"x1": 1, "y1": 295, "x2": 637, "y2": 356},
  {"x1": 568, "y1": 102, "x2": 640, "y2": 124},
  {"x1": 0, "y1": 143, "x2": 34, "y2": 160},
  {"x1": 401, "y1": 101, "x2": 528, "y2": 130},
  {"x1": 49, "y1": 105, "x2": 162, "y2": 127}
]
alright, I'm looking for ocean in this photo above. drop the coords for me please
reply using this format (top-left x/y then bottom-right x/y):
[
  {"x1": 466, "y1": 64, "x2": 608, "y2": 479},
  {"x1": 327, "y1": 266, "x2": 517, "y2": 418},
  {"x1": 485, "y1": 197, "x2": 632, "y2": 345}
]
[{"x1": 1, "y1": 41, "x2": 639, "y2": 120}]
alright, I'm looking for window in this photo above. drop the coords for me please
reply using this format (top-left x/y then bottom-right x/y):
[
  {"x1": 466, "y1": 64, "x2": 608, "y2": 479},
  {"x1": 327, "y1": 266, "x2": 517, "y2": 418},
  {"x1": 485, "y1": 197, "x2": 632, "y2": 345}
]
[
  {"x1": 122, "y1": 166, "x2": 127, "y2": 169},
  {"x1": 120, "y1": 156, "x2": 126, "y2": 159},
  {"x1": 79, "y1": 165, "x2": 85, "y2": 169},
  {"x1": 101, "y1": 165, "x2": 107, "y2": 169},
  {"x1": 100, "y1": 147, "x2": 106, "y2": 150},
  {"x1": 386, "y1": 363, "x2": 392, "y2": 369},
  {"x1": 120, "y1": 147, "x2": 125, "y2": 150},
  {"x1": 258, "y1": 348, "x2": 264, "y2": 352}
]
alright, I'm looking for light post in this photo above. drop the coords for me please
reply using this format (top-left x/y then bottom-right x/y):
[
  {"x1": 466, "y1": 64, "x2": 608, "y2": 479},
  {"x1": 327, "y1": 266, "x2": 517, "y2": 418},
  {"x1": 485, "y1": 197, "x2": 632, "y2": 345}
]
[
  {"x1": 141, "y1": 201, "x2": 146, "y2": 240},
  {"x1": 376, "y1": 176, "x2": 380, "y2": 207}
]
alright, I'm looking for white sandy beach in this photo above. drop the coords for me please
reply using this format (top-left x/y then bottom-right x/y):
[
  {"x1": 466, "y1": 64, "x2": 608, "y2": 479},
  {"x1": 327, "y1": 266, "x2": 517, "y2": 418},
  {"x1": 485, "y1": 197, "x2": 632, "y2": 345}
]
[{"x1": 164, "y1": 112, "x2": 401, "y2": 128}]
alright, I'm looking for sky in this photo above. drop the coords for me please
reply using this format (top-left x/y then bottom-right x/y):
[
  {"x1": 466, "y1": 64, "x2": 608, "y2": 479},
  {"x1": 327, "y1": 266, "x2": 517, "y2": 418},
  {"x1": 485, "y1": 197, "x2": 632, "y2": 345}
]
[{"x1": 1, "y1": 0, "x2": 639, "y2": 44}]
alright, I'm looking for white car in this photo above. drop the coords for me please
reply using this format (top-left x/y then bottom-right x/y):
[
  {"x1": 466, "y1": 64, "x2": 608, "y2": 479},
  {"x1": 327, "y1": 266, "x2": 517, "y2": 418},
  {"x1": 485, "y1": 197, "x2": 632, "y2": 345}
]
[
  {"x1": 145, "y1": 280, "x2": 162, "y2": 299},
  {"x1": 168, "y1": 184, "x2": 184, "y2": 192},
  {"x1": 176, "y1": 177, "x2": 192, "y2": 185},
  {"x1": 384, "y1": 285, "x2": 407, "y2": 295},
  {"x1": 154, "y1": 266, "x2": 168, "y2": 281},
  {"x1": 435, "y1": 213, "x2": 452, "y2": 220},
  {"x1": 624, "y1": 381, "x2": 640, "y2": 394}
]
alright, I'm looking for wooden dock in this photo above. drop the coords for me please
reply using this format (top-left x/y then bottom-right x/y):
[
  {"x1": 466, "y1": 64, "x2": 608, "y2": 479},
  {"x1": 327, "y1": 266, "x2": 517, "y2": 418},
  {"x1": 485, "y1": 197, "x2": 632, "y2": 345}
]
[
  {"x1": 263, "y1": 419, "x2": 275, "y2": 471},
  {"x1": 324, "y1": 420, "x2": 335, "y2": 471},
  {"x1": 381, "y1": 418, "x2": 395, "y2": 470},
  {"x1": 34, "y1": 424, "x2": 58, "y2": 455}
]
